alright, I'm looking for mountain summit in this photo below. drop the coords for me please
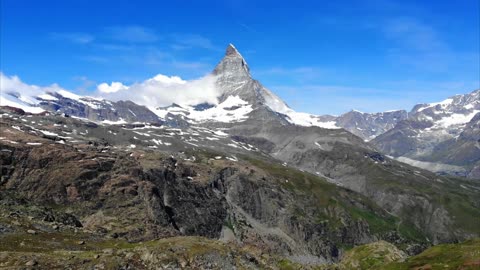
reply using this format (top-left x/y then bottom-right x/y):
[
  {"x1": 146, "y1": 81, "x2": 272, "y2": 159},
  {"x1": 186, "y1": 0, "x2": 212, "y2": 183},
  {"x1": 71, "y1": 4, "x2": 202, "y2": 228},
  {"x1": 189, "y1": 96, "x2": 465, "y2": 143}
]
[
  {"x1": 225, "y1": 43, "x2": 245, "y2": 57},
  {"x1": 213, "y1": 43, "x2": 250, "y2": 78},
  {"x1": 209, "y1": 44, "x2": 340, "y2": 128},
  {"x1": 149, "y1": 44, "x2": 327, "y2": 125},
  {"x1": 212, "y1": 44, "x2": 257, "y2": 103}
]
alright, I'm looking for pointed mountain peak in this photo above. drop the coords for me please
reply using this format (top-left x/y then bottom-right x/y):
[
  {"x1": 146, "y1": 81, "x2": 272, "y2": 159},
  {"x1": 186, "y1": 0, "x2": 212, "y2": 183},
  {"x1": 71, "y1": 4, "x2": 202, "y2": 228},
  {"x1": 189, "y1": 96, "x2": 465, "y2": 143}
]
[
  {"x1": 226, "y1": 43, "x2": 241, "y2": 57},
  {"x1": 213, "y1": 43, "x2": 250, "y2": 78},
  {"x1": 223, "y1": 43, "x2": 247, "y2": 65}
]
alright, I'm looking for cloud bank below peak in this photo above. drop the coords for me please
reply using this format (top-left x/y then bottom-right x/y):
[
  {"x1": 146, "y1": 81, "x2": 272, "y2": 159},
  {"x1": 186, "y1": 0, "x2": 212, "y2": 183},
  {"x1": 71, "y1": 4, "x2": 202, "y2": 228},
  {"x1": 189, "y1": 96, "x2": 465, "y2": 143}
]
[
  {"x1": 96, "y1": 74, "x2": 221, "y2": 108},
  {"x1": 0, "y1": 72, "x2": 221, "y2": 112},
  {"x1": 0, "y1": 73, "x2": 65, "y2": 103}
]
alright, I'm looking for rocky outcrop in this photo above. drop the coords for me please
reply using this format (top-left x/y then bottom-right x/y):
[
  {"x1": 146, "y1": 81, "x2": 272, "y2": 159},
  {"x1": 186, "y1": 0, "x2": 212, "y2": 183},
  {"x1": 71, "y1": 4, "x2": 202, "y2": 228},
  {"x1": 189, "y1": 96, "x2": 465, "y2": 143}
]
[
  {"x1": 214, "y1": 176, "x2": 362, "y2": 262},
  {"x1": 334, "y1": 110, "x2": 408, "y2": 141},
  {"x1": 337, "y1": 240, "x2": 407, "y2": 269},
  {"x1": 0, "y1": 139, "x2": 228, "y2": 241}
]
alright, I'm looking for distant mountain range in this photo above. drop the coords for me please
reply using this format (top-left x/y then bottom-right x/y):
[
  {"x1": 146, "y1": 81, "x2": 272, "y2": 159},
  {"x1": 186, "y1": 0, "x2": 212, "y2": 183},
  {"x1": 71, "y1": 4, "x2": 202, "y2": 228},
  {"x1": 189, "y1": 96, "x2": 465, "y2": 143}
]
[{"x1": 373, "y1": 89, "x2": 480, "y2": 178}]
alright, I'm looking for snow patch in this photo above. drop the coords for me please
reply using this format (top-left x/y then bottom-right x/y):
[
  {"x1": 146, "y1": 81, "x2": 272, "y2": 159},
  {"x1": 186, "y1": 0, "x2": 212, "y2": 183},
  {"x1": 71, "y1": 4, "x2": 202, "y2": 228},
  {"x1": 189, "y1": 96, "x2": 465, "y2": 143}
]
[
  {"x1": 57, "y1": 90, "x2": 83, "y2": 101},
  {"x1": 418, "y1": 98, "x2": 453, "y2": 112},
  {"x1": 0, "y1": 94, "x2": 45, "y2": 114},
  {"x1": 261, "y1": 87, "x2": 340, "y2": 129},
  {"x1": 188, "y1": 96, "x2": 253, "y2": 123},
  {"x1": 37, "y1": 93, "x2": 58, "y2": 101},
  {"x1": 101, "y1": 119, "x2": 127, "y2": 125},
  {"x1": 39, "y1": 130, "x2": 59, "y2": 136},
  {"x1": 435, "y1": 110, "x2": 480, "y2": 128}
]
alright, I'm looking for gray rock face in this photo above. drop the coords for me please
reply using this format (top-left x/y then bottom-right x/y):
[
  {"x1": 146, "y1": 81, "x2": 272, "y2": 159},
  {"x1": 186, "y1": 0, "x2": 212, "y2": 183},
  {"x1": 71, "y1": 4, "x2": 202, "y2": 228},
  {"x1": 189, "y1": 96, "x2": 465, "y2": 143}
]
[
  {"x1": 0, "y1": 140, "x2": 227, "y2": 240},
  {"x1": 145, "y1": 159, "x2": 228, "y2": 238},
  {"x1": 216, "y1": 170, "x2": 375, "y2": 263},
  {"x1": 213, "y1": 44, "x2": 255, "y2": 103},
  {"x1": 334, "y1": 110, "x2": 408, "y2": 141}
]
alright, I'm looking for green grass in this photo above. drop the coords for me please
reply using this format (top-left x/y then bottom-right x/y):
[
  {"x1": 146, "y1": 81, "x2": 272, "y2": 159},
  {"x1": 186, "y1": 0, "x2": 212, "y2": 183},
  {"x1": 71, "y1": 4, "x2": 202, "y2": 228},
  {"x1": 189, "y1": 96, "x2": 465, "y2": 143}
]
[
  {"x1": 346, "y1": 206, "x2": 397, "y2": 235},
  {"x1": 397, "y1": 221, "x2": 427, "y2": 243},
  {"x1": 380, "y1": 238, "x2": 480, "y2": 270},
  {"x1": 277, "y1": 259, "x2": 302, "y2": 270},
  {"x1": 0, "y1": 232, "x2": 279, "y2": 269},
  {"x1": 331, "y1": 239, "x2": 480, "y2": 270},
  {"x1": 223, "y1": 219, "x2": 235, "y2": 234},
  {"x1": 442, "y1": 193, "x2": 480, "y2": 235},
  {"x1": 338, "y1": 241, "x2": 407, "y2": 270}
]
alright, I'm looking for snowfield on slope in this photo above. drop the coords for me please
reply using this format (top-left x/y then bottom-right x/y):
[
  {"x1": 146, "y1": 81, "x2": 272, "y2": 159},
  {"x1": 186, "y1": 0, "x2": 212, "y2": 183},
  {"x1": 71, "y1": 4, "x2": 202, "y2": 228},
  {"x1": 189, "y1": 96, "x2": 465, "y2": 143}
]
[
  {"x1": 153, "y1": 95, "x2": 253, "y2": 123},
  {"x1": 261, "y1": 86, "x2": 340, "y2": 129}
]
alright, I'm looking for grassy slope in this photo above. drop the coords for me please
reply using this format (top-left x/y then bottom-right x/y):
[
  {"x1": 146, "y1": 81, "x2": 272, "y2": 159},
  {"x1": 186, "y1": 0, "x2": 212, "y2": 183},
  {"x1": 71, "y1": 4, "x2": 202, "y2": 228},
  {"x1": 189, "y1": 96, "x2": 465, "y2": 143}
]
[
  {"x1": 381, "y1": 238, "x2": 480, "y2": 270},
  {"x1": 337, "y1": 240, "x2": 407, "y2": 269},
  {"x1": 310, "y1": 239, "x2": 480, "y2": 270},
  {"x1": 0, "y1": 225, "x2": 274, "y2": 269}
]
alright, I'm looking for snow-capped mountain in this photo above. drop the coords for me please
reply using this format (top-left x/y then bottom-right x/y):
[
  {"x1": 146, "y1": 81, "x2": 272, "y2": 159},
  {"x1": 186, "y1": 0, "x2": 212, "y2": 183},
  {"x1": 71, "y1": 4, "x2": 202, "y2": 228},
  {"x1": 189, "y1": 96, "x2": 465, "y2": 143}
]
[
  {"x1": 153, "y1": 44, "x2": 339, "y2": 128},
  {"x1": 373, "y1": 89, "x2": 480, "y2": 178},
  {"x1": 0, "y1": 44, "x2": 340, "y2": 129},
  {"x1": 0, "y1": 88, "x2": 162, "y2": 124}
]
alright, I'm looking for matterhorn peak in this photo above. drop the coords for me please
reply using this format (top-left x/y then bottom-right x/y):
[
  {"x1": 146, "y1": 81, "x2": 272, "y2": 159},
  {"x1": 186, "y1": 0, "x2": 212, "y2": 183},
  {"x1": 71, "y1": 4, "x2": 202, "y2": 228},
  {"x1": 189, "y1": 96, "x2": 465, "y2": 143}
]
[
  {"x1": 225, "y1": 43, "x2": 242, "y2": 57},
  {"x1": 211, "y1": 43, "x2": 292, "y2": 116},
  {"x1": 213, "y1": 44, "x2": 250, "y2": 78}
]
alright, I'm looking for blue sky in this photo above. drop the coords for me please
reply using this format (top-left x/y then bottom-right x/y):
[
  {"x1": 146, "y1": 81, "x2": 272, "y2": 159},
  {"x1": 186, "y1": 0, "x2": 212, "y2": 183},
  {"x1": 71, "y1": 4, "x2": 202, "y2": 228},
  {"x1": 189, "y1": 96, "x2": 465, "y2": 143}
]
[{"x1": 1, "y1": 0, "x2": 479, "y2": 115}]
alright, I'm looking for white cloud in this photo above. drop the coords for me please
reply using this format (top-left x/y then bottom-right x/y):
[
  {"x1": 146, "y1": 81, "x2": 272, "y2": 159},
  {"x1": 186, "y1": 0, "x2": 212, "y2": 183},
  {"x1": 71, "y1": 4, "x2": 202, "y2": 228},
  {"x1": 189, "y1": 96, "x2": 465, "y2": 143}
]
[
  {"x1": 96, "y1": 74, "x2": 220, "y2": 108},
  {"x1": 0, "y1": 72, "x2": 63, "y2": 99},
  {"x1": 1, "y1": 72, "x2": 221, "y2": 111},
  {"x1": 0, "y1": 73, "x2": 67, "y2": 113},
  {"x1": 97, "y1": 82, "x2": 129, "y2": 93}
]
